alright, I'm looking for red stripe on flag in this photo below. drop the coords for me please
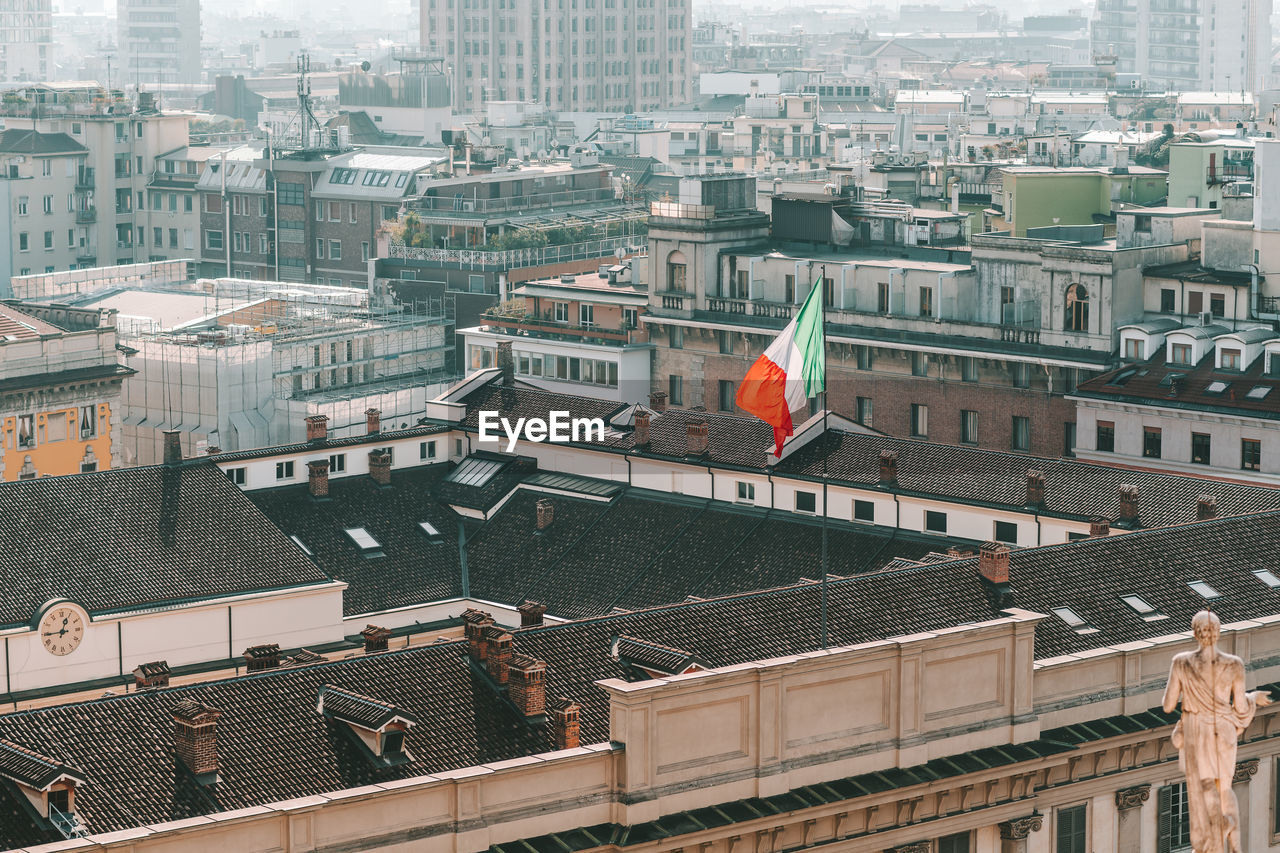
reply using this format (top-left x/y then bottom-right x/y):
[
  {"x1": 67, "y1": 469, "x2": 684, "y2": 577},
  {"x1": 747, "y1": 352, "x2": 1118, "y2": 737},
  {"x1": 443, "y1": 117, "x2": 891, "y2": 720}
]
[{"x1": 735, "y1": 355, "x2": 794, "y2": 456}]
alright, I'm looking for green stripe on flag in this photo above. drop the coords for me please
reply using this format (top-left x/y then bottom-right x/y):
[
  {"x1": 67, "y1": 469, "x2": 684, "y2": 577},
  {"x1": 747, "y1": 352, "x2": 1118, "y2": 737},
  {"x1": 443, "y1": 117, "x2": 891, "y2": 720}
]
[{"x1": 795, "y1": 275, "x2": 825, "y2": 397}]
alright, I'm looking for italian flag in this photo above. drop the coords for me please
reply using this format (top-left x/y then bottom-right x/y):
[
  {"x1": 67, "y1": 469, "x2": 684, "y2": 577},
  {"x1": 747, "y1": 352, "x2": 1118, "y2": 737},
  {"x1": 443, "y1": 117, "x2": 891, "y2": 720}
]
[{"x1": 735, "y1": 276, "x2": 825, "y2": 456}]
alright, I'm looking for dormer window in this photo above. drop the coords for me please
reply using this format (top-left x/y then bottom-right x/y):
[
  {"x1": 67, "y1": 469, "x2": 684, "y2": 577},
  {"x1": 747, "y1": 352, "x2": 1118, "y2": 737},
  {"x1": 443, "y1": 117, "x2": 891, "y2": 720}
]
[
  {"x1": 0, "y1": 738, "x2": 88, "y2": 838},
  {"x1": 1221, "y1": 348, "x2": 1242, "y2": 370},
  {"x1": 1171, "y1": 343, "x2": 1193, "y2": 366},
  {"x1": 318, "y1": 685, "x2": 418, "y2": 767},
  {"x1": 610, "y1": 634, "x2": 709, "y2": 681}
]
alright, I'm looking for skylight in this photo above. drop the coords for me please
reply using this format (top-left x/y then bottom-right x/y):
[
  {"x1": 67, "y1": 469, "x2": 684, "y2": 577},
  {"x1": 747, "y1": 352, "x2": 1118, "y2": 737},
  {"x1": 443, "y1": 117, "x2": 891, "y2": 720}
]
[
  {"x1": 445, "y1": 456, "x2": 505, "y2": 487},
  {"x1": 418, "y1": 521, "x2": 443, "y2": 543},
  {"x1": 1121, "y1": 594, "x2": 1167, "y2": 621},
  {"x1": 1247, "y1": 386, "x2": 1272, "y2": 400},
  {"x1": 1051, "y1": 607, "x2": 1099, "y2": 634},
  {"x1": 345, "y1": 527, "x2": 381, "y2": 551},
  {"x1": 290, "y1": 535, "x2": 313, "y2": 556},
  {"x1": 1254, "y1": 569, "x2": 1280, "y2": 589},
  {"x1": 1188, "y1": 580, "x2": 1221, "y2": 599},
  {"x1": 1205, "y1": 381, "x2": 1229, "y2": 395}
]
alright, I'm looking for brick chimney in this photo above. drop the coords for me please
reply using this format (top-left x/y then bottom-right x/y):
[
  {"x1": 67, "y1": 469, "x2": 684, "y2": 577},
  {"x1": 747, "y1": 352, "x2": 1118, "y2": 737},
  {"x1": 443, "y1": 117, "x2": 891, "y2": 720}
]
[
  {"x1": 133, "y1": 660, "x2": 170, "y2": 689},
  {"x1": 1025, "y1": 469, "x2": 1045, "y2": 508},
  {"x1": 243, "y1": 643, "x2": 281, "y2": 672},
  {"x1": 536, "y1": 498, "x2": 555, "y2": 531},
  {"x1": 507, "y1": 653, "x2": 547, "y2": 717},
  {"x1": 307, "y1": 459, "x2": 330, "y2": 498},
  {"x1": 1089, "y1": 517, "x2": 1110, "y2": 537},
  {"x1": 649, "y1": 391, "x2": 668, "y2": 412},
  {"x1": 162, "y1": 429, "x2": 182, "y2": 466},
  {"x1": 686, "y1": 420, "x2": 709, "y2": 456},
  {"x1": 365, "y1": 408, "x2": 381, "y2": 435},
  {"x1": 361, "y1": 624, "x2": 392, "y2": 653},
  {"x1": 1118, "y1": 484, "x2": 1139, "y2": 525},
  {"x1": 634, "y1": 411, "x2": 651, "y2": 446},
  {"x1": 1197, "y1": 494, "x2": 1219, "y2": 521},
  {"x1": 497, "y1": 340, "x2": 514, "y2": 386},
  {"x1": 879, "y1": 450, "x2": 898, "y2": 486},
  {"x1": 369, "y1": 449, "x2": 391, "y2": 486},
  {"x1": 550, "y1": 698, "x2": 581, "y2": 750},
  {"x1": 305, "y1": 414, "x2": 329, "y2": 443},
  {"x1": 978, "y1": 541, "x2": 1010, "y2": 585},
  {"x1": 462, "y1": 608, "x2": 495, "y2": 660},
  {"x1": 172, "y1": 700, "x2": 222, "y2": 779},
  {"x1": 518, "y1": 600, "x2": 547, "y2": 627},
  {"x1": 205, "y1": 445, "x2": 221, "y2": 455},
  {"x1": 483, "y1": 627, "x2": 514, "y2": 685}
]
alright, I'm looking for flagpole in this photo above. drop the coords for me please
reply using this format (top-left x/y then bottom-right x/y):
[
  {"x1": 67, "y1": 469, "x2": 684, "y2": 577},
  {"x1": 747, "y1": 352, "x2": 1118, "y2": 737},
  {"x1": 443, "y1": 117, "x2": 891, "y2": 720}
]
[{"x1": 820, "y1": 264, "x2": 829, "y2": 650}]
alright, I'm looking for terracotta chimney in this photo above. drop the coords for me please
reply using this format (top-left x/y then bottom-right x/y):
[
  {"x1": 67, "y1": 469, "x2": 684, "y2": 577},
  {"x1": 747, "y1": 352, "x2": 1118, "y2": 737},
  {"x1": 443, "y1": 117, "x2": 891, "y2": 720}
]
[
  {"x1": 879, "y1": 450, "x2": 898, "y2": 485},
  {"x1": 462, "y1": 608, "x2": 495, "y2": 660},
  {"x1": 1197, "y1": 494, "x2": 1219, "y2": 521},
  {"x1": 978, "y1": 541, "x2": 1010, "y2": 585},
  {"x1": 507, "y1": 653, "x2": 547, "y2": 717},
  {"x1": 1118, "y1": 484, "x2": 1139, "y2": 525},
  {"x1": 172, "y1": 700, "x2": 222, "y2": 779},
  {"x1": 483, "y1": 627, "x2": 514, "y2": 685},
  {"x1": 536, "y1": 498, "x2": 555, "y2": 531},
  {"x1": 686, "y1": 420, "x2": 709, "y2": 456},
  {"x1": 305, "y1": 414, "x2": 329, "y2": 443},
  {"x1": 365, "y1": 408, "x2": 381, "y2": 435},
  {"x1": 162, "y1": 429, "x2": 182, "y2": 466},
  {"x1": 369, "y1": 449, "x2": 391, "y2": 486},
  {"x1": 243, "y1": 643, "x2": 280, "y2": 672},
  {"x1": 1089, "y1": 517, "x2": 1110, "y2": 537},
  {"x1": 497, "y1": 340, "x2": 514, "y2": 386},
  {"x1": 550, "y1": 698, "x2": 581, "y2": 750},
  {"x1": 634, "y1": 411, "x2": 651, "y2": 446},
  {"x1": 1025, "y1": 469, "x2": 1045, "y2": 508},
  {"x1": 133, "y1": 660, "x2": 170, "y2": 689},
  {"x1": 518, "y1": 600, "x2": 547, "y2": 627},
  {"x1": 649, "y1": 391, "x2": 668, "y2": 412},
  {"x1": 307, "y1": 459, "x2": 329, "y2": 498},
  {"x1": 205, "y1": 445, "x2": 221, "y2": 455},
  {"x1": 361, "y1": 624, "x2": 392, "y2": 652}
]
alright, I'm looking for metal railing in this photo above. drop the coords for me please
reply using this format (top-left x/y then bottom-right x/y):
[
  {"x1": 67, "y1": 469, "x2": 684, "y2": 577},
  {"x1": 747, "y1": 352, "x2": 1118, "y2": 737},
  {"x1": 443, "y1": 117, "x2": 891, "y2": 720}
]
[
  {"x1": 49, "y1": 803, "x2": 88, "y2": 839},
  {"x1": 650, "y1": 201, "x2": 716, "y2": 220},
  {"x1": 407, "y1": 186, "x2": 615, "y2": 215},
  {"x1": 75, "y1": 207, "x2": 96, "y2": 223},
  {"x1": 388, "y1": 236, "x2": 646, "y2": 269},
  {"x1": 480, "y1": 314, "x2": 637, "y2": 345}
]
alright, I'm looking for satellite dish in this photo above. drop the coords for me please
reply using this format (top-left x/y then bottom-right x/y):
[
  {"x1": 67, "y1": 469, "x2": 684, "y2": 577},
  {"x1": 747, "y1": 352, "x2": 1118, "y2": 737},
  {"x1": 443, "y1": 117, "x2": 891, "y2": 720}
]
[{"x1": 360, "y1": 60, "x2": 371, "y2": 72}]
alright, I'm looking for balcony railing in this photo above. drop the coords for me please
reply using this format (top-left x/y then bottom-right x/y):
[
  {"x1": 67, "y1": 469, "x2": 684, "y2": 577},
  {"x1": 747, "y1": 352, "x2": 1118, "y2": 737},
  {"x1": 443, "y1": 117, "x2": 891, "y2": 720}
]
[
  {"x1": 480, "y1": 314, "x2": 641, "y2": 345},
  {"x1": 407, "y1": 186, "x2": 616, "y2": 216},
  {"x1": 1207, "y1": 163, "x2": 1253, "y2": 185},
  {"x1": 75, "y1": 207, "x2": 96, "y2": 223},
  {"x1": 705, "y1": 296, "x2": 794, "y2": 319},
  {"x1": 388, "y1": 236, "x2": 646, "y2": 269},
  {"x1": 660, "y1": 293, "x2": 686, "y2": 310}
]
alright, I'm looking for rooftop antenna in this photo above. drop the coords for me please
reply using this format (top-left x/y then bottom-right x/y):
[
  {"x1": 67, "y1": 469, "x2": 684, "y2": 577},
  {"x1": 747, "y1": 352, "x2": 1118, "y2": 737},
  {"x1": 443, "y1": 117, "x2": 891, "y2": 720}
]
[{"x1": 297, "y1": 52, "x2": 324, "y2": 149}]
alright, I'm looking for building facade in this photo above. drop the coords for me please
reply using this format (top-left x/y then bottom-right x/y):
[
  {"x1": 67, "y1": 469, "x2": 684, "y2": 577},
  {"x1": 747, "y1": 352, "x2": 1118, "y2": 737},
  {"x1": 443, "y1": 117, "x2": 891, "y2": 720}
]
[
  {"x1": 0, "y1": 0, "x2": 52, "y2": 81},
  {"x1": 116, "y1": 0, "x2": 201, "y2": 86}
]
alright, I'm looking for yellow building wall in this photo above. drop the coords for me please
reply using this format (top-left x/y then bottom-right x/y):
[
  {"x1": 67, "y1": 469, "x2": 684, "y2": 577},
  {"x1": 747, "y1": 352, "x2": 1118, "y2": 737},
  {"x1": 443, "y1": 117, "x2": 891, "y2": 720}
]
[{"x1": 1, "y1": 402, "x2": 114, "y2": 481}]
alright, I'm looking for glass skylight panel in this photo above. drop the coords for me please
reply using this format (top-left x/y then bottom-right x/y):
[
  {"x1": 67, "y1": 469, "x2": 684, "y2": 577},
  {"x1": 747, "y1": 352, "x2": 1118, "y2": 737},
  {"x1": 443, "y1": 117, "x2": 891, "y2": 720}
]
[
  {"x1": 1188, "y1": 580, "x2": 1221, "y2": 599},
  {"x1": 1051, "y1": 607, "x2": 1098, "y2": 633},
  {"x1": 1205, "y1": 381, "x2": 1229, "y2": 395},
  {"x1": 445, "y1": 456, "x2": 505, "y2": 486},
  {"x1": 1121, "y1": 594, "x2": 1154, "y2": 614},
  {"x1": 290, "y1": 535, "x2": 312, "y2": 556},
  {"x1": 1247, "y1": 385, "x2": 1272, "y2": 400},
  {"x1": 344, "y1": 527, "x2": 381, "y2": 550},
  {"x1": 1254, "y1": 569, "x2": 1280, "y2": 588},
  {"x1": 419, "y1": 521, "x2": 440, "y2": 537}
]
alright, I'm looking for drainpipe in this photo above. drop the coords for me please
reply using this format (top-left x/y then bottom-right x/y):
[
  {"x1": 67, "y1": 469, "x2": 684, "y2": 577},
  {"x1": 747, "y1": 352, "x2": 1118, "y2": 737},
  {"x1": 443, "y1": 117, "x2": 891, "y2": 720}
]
[
  {"x1": 794, "y1": 260, "x2": 804, "y2": 303},
  {"x1": 747, "y1": 256, "x2": 758, "y2": 299},
  {"x1": 1244, "y1": 263, "x2": 1277, "y2": 320},
  {"x1": 840, "y1": 264, "x2": 856, "y2": 309},
  {"x1": 889, "y1": 268, "x2": 906, "y2": 315}
]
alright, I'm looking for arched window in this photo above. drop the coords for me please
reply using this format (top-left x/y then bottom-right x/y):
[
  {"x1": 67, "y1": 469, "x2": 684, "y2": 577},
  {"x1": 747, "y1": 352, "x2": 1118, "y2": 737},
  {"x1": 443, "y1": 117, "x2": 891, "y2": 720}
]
[
  {"x1": 1065, "y1": 283, "x2": 1089, "y2": 332},
  {"x1": 666, "y1": 250, "x2": 687, "y2": 293}
]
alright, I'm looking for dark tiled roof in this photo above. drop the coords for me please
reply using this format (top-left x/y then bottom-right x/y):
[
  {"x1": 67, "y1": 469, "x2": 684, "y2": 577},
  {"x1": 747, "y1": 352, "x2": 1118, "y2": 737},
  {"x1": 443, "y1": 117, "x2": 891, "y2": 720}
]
[
  {"x1": 318, "y1": 684, "x2": 418, "y2": 730},
  {"x1": 7, "y1": 512, "x2": 1280, "y2": 843},
  {"x1": 0, "y1": 362, "x2": 134, "y2": 395},
  {"x1": 1076, "y1": 348, "x2": 1280, "y2": 419},
  {"x1": 0, "y1": 739, "x2": 85, "y2": 790},
  {"x1": 0, "y1": 464, "x2": 331, "y2": 627},
  {"x1": 212, "y1": 423, "x2": 450, "y2": 463},
  {"x1": 0, "y1": 128, "x2": 86, "y2": 155},
  {"x1": 246, "y1": 464, "x2": 464, "y2": 617}
]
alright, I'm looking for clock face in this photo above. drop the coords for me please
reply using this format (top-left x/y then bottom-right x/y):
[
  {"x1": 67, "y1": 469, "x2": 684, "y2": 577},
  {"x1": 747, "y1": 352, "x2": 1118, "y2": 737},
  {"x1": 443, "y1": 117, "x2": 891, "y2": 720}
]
[{"x1": 39, "y1": 606, "x2": 85, "y2": 657}]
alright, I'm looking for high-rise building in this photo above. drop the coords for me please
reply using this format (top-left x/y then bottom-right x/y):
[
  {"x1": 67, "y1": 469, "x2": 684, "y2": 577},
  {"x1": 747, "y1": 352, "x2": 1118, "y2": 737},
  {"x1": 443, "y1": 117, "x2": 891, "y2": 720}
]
[
  {"x1": 1092, "y1": 0, "x2": 1271, "y2": 92},
  {"x1": 117, "y1": 0, "x2": 201, "y2": 86},
  {"x1": 0, "y1": 0, "x2": 52, "y2": 81},
  {"x1": 420, "y1": 0, "x2": 690, "y2": 113}
]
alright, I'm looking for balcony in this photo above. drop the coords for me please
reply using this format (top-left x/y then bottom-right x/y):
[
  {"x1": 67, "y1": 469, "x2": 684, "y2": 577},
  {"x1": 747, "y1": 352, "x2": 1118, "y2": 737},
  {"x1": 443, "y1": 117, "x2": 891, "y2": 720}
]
[
  {"x1": 75, "y1": 170, "x2": 94, "y2": 190},
  {"x1": 75, "y1": 207, "x2": 96, "y2": 223},
  {"x1": 1207, "y1": 163, "x2": 1253, "y2": 185},
  {"x1": 479, "y1": 313, "x2": 643, "y2": 346},
  {"x1": 407, "y1": 186, "x2": 616, "y2": 217},
  {"x1": 705, "y1": 296, "x2": 794, "y2": 320},
  {"x1": 659, "y1": 292, "x2": 687, "y2": 311}
]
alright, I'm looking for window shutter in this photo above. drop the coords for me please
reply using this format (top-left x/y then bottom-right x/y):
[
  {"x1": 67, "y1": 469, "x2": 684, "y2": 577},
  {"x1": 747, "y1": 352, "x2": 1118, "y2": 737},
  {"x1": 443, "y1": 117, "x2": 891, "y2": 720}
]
[{"x1": 1157, "y1": 784, "x2": 1173, "y2": 853}]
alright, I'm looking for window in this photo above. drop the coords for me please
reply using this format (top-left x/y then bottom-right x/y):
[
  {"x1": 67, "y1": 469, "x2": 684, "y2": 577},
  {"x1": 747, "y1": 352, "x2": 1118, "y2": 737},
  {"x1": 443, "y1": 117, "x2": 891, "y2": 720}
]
[
  {"x1": 78, "y1": 405, "x2": 97, "y2": 438},
  {"x1": 856, "y1": 345, "x2": 872, "y2": 370},
  {"x1": 1210, "y1": 293, "x2": 1225, "y2": 317},
  {"x1": 937, "y1": 832, "x2": 970, "y2": 853},
  {"x1": 344, "y1": 527, "x2": 383, "y2": 554},
  {"x1": 911, "y1": 352, "x2": 928, "y2": 377},
  {"x1": 1256, "y1": 569, "x2": 1280, "y2": 589},
  {"x1": 329, "y1": 240, "x2": 342, "y2": 260},
  {"x1": 1097, "y1": 421, "x2": 1115, "y2": 452},
  {"x1": 1191, "y1": 432, "x2": 1211, "y2": 465},
  {"x1": 17, "y1": 232, "x2": 26, "y2": 251},
  {"x1": 42, "y1": 195, "x2": 53, "y2": 214},
  {"x1": 554, "y1": 302, "x2": 569, "y2": 323},
  {"x1": 911, "y1": 404, "x2": 928, "y2": 438},
  {"x1": 16, "y1": 197, "x2": 26, "y2": 215},
  {"x1": 845, "y1": 500, "x2": 873, "y2": 524},
  {"x1": 1011, "y1": 362, "x2": 1030, "y2": 388},
  {"x1": 349, "y1": 203, "x2": 358, "y2": 223},
  {"x1": 421, "y1": 440, "x2": 437, "y2": 459},
  {"x1": 925, "y1": 510, "x2": 947, "y2": 533},
  {"x1": 205, "y1": 194, "x2": 222, "y2": 213},
  {"x1": 1065, "y1": 283, "x2": 1088, "y2": 332},
  {"x1": 361, "y1": 242, "x2": 370, "y2": 262},
  {"x1": 994, "y1": 520, "x2": 1017, "y2": 544},
  {"x1": 1242, "y1": 438, "x2": 1261, "y2": 471},
  {"x1": 1158, "y1": 784, "x2": 1192, "y2": 853},
  {"x1": 668, "y1": 374, "x2": 683, "y2": 406},
  {"x1": 960, "y1": 356, "x2": 977, "y2": 382},
  {"x1": 718, "y1": 380, "x2": 735, "y2": 412},
  {"x1": 666, "y1": 253, "x2": 687, "y2": 291},
  {"x1": 1064, "y1": 422, "x2": 1076, "y2": 457},
  {"x1": 1188, "y1": 580, "x2": 1220, "y2": 599},
  {"x1": 43, "y1": 231, "x2": 53, "y2": 249},
  {"x1": 918, "y1": 286, "x2": 933, "y2": 317},
  {"x1": 795, "y1": 491, "x2": 817, "y2": 513},
  {"x1": 960, "y1": 410, "x2": 978, "y2": 444},
  {"x1": 206, "y1": 230, "x2": 224, "y2": 250},
  {"x1": 736, "y1": 482, "x2": 755, "y2": 502},
  {"x1": 1161, "y1": 288, "x2": 1176, "y2": 313},
  {"x1": 1124, "y1": 338, "x2": 1144, "y2": 360},
  {"x1": 1143, "y1": 427, "x2": 1162, "y2": 459},
  {"x1": 226, "y1": 467, "x2": 246, "y2": 485},
  {"x1": 856, "y1": 396, "x2": 872, "y2": 426},
  {"x1": 785, "y1": 274, "x2": 795, "y2": 303},
  {"x1": 275, "y1": 460, "x2": 295, "y2": 479},
  {"x1": 1056, "y1": 804, "x2": 1086, "y2": 853},
  {"x1": 329, "y1": 453, "x2": 347, "y2": 473},
  {"x1": 1012, "y1": 416, "x2": 1030, "y2": 451},
  {"x1": 877, "y1": 281, "x2": 889, "y2": 313},
  {"x1": 278, "y1": 182, "x2": 304, "y2": 205},
  {"x1": 580, "y1": 303, "x2": 595, "y2": 327},
  {"x1": 1188, "y1": 291, "x2": 1204, "y2": 315},
  {"x1": 1221, "y1": 348, "x2": 1242, "y2": 370},
  {"x1": 1052, "y1": 607, "x2": 1097, "y2": 634}
]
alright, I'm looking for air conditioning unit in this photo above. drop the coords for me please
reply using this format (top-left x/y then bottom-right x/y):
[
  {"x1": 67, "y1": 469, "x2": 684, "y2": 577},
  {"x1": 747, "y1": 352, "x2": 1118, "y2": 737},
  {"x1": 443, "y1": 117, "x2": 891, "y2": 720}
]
[{"x1": 1199, "y1": 311, "x2": 1213, "y2": 325}]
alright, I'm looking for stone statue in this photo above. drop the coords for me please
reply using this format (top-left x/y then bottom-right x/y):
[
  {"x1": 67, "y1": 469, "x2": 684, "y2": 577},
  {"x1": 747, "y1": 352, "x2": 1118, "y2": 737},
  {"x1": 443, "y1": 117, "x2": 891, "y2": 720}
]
[{"x1": 1162, "y1": 610, "x2": 1272, "y2": 853}]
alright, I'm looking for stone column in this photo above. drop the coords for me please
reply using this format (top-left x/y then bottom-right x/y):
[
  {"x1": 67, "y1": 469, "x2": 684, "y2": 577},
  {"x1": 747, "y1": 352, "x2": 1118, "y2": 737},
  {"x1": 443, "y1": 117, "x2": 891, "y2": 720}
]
[
  {"x1": 1114, "y1": 784, "x2": 1151, "y2": 852},
  {"x1": 998, "y1": 814, "x2": 1044, "y2": 853},
  {"x1": 1233, "y1": 758, "x2": 1259, "y2": 851}
]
